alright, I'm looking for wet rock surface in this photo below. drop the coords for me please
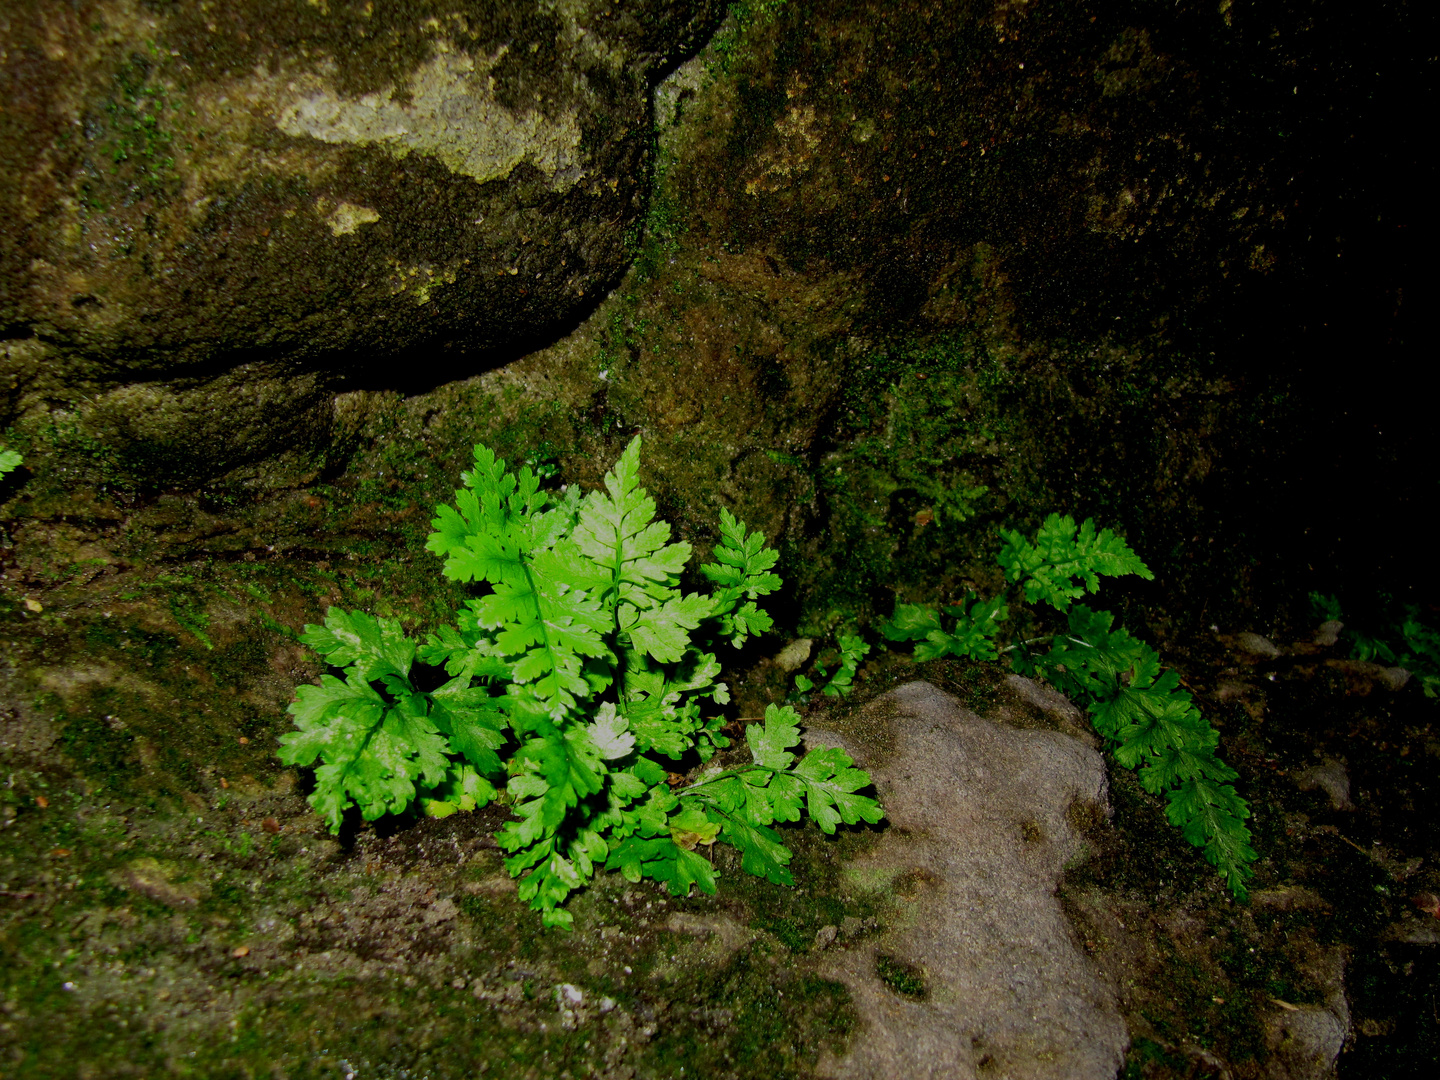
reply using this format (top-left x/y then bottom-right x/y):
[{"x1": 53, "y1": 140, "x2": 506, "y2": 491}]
[
  {"x1": 0, "y1": 0, "x2": 1433, "y2": 1076},
  {"x1": 807, "y1": 681, "x2": 1127, "y2": 1080},
  {"x1": 1262, "y1": 948, "x2": 1350, "y2": 1080},
  {"x1": 1, "y1": 0, "x2": 723, "y2": 477}
]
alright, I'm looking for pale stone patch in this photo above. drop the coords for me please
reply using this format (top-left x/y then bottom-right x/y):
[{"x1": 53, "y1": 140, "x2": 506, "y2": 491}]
[
  {"x1": 322, "y1": 200, "x2": 381, "y2": 236},
  {"x1": 808, "y1": 682, "x2": 1128, "y2": 1080},
  {"x1": 276, "y1": 46, "x2": 585, "y2": 191}
]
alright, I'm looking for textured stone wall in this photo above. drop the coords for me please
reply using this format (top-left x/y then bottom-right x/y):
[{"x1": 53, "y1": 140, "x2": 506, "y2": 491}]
[{"x1": 0, "y1": 0, "x2": 723, "y2": 477}]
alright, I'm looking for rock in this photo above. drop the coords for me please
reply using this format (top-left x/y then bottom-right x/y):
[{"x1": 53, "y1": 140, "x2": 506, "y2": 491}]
[
  {"x1": 1214, "y1": 679, "x2": 1253, "y2": 702},
  {"x1": 773, "y1": 638, "x2": 814, "y2": 673},
  {"x1": 461, "y1": 874, "x2": 516, "y2": 896},
  {"x1": 1237, "y1": 632, "x2": 1282, "y2": 659},
  {"x1": 423, "y1": 897, "x2": 459, "y2": 924},
  {"x1": 664, "y1": 911, "x2": 755, "y2": 958},
  {"x1": 118, "y1": 857, "x2": 207, "y2": 908},
  {"x1": 1253, "y1": 886, "x2": 1331, "y2": 912},
  {"x1": 1003, "y1": 674, "x2": 1086, "y2": 725},
  {"x1": 0, "y1": 0, "x2": 724, "y2": 478},
  {"x1": 1380, "y1": 918, "x2": 1440, "y2": 946},
  {"x1": 1265, "y1": 1007, "x2": 1348, "y2": 1080},
  {"x1": 1376, "y1": 667, "x2": 1411, "y2": 692},
  {"x1": 1263, "y1": 950, "x2": 1350, "y2": 1080},
  {"x1": 1324, "y1": 659, "x2": 1410, "y2": 695},
  {"x1": 1312, "y1": 621, "x2": 1344, "y2": 647},
  {"x1": 556, "y1": 983, "x2": 585, "y2": 1005},
  {"x1": 1292, "y1": 760, "x2": 1354, "y2": 811},
  {"x1": 811, "y1": 681, "x2": 1127, "y2": 1080}
]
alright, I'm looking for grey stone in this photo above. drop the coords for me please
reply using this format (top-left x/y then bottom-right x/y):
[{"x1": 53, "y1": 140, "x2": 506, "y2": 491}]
[
  {"x1": 773, "y1": 638, "x2": 814, "y2": 673},
  {"x1": 664, "y1": 911, "x2": 756, "y2": 959},
  {"x1": 1312, "y1": 621, "x2": 1344, "y2": 647},
  {"x1": 117, "y1": 857, "x2": 207, "y2": 909},
  {"x1": 1263, "y1": 950, "x2": 1350, "y2": 1080},
  {"x1": 1293, "y1": 760, "x2": 1354, "y2": 811},
  {"x1": 1265, "y1": 1008, "x2": 1347, "y2": 1080},
  {"x1": 1376, "y1": 667, "x2": 1411, "y2": 692},
  {"x1": 1237, "y1": 632, "x2": 1282, "y2": 659},
  {"x1": 423, "y1": 897, "x2": 459, "y2": 924},
  {"x1": 1004, "y1": 674, "x2": 1086, "y2": 725},
  {"x1": 1380, "y1": 918, "x2": 1440, "y2": 945},
  {"x1": 1324, "y1": 660, "x2": 1411, "y2": 695},
  {"x1": 811, "y1": 681, "x2": 1127, "y2": 1080}
]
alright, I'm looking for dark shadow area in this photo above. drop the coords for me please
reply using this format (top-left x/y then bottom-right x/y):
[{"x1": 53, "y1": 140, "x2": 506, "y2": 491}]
[{"x1": 332, "y1": 289, "x2": 617, "y2": 399}]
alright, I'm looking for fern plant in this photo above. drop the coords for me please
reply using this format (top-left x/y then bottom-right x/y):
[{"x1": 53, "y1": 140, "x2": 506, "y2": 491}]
[
  {"x1": 280, "y1": 437, "x2": 882, "y2": 927},
  {"x1": 881, "y1": 514, "x2": 1257, "y2": 898},
  {"x1": 1312, "y1": 592, "x2": 1440, "y2": 698},
  {"x1": 794, "y1": 633, "x2": 872, "y2": 697}
]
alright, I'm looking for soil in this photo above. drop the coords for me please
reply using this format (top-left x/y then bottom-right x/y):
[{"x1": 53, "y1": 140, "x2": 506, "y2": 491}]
[{"x1": 1, "y1": 460, "x2": 1435, "y2": 1077}]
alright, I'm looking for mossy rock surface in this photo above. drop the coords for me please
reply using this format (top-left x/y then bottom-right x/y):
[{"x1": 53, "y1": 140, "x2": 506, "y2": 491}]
[
  {"x1": 0, "y1": 1, "x2": 1433, "y2": 1076},
  {"x1": 1, "y1": 0, "x2": 724, "y2": 478}
]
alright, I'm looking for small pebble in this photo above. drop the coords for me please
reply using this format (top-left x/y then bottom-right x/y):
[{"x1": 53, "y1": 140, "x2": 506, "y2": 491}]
[{"x1": 1236, "y1": 632, "x2": 1281, "y2": 659}]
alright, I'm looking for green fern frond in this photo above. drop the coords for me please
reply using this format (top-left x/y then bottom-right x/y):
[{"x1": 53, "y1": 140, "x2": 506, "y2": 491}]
[
  {"x1": 998, "y1": 513, "x2": 1154, "y2": 611},
  {"x1": 278, "y1": 614, "x2": 451, "y2": 832},
  {"x1": 700, "y1": 507, "x2": 782, "y2": 647},
  {"x1": 892, "y1": 512, "x2": 1255, "y2": 900},
  {"x1": 285, "y1": 437, "x2": 880, "y2": 929},
  {"x1": 879, "y1": 594, "x2": 1008, "y2": 662},
  {"x1": 1042, "y1": 610, "x2": 1256, "y2": 897}
]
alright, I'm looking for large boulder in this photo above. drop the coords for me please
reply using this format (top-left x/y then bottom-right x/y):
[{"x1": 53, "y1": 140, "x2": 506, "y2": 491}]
[
  {"x1": 809, "y1": 681, "x2": 1128, "y2": 1080},
  {"x1": 0, "y1": 0, "x2": 722, "y2": 478}
]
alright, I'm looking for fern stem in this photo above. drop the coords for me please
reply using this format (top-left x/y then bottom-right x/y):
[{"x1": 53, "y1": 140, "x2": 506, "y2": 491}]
[
  {"x1": 681, "y1": 764, "x2": 777, "y2": 794},
  {"x1": 999, "y1": 634, "x2": 1054, "y2": 655}
]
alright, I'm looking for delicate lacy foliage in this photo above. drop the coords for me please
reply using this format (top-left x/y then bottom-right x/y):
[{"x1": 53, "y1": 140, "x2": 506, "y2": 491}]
[
  {"x1": 279, "y1": 610, "x2": 500, "y2": 831},
  {"x1": 881, "y1": 594, "x2": 1008, "y2": 662},
  {"x1": 997, "y1": 513, "x2": 1152, "y2": 609},
  {"x1": 1028, "y1": 606, "x2": 1256, "y2": 895},
  {"x1": 0, "y1": 448, "x2": 20, "y2": 478},
  {"x1": 883, "y1": 514, "x2": 1255, "y2": 898},
  {"x1": 700, "y1": 507, "x2": 782, "y2": 648},
  {"x1": 795, "y1": 633, "x2": 872, "y2": 697},
  {"x1": 283, "y1": 437, "x2": 881, "y2": 927}
]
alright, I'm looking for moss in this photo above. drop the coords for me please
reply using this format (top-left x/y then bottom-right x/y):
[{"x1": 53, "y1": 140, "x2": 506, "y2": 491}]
[
  {"x1": 3, "y1": 2, "x2": 1431, "y2": 1074},
  {"x1": 1122, "y1": 1038, "x2": 1190, "y2": 1080},
  {"x1": 55, "y1": 704, "x2": 142, "y2": 783},
  {"x1": 90, "y1": 43, "x2": 184, "y2": 203},
  {"x1": 874, "y1": 953, "x2": 927, "y2": 1000}
]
